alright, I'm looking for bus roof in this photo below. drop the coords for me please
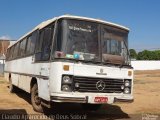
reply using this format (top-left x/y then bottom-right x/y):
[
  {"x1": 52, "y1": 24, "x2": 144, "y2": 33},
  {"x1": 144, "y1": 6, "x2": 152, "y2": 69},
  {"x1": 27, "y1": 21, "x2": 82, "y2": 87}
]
[{"x1": 10, "y1": 15, "x2": 130, "y2": 48}]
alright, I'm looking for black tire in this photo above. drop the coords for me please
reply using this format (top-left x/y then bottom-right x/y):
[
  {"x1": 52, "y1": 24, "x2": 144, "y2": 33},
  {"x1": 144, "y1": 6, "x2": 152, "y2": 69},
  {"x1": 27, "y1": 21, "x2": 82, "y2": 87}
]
[
  {"x1": 81, "y1": 104, "x2": 101, "y2": 111},
  {"x1": 31, "y1": 83, "x2": 43, "y2": 113},
  {"x1": 9, "y1": 78, "x2": 16, "y2": 93}
]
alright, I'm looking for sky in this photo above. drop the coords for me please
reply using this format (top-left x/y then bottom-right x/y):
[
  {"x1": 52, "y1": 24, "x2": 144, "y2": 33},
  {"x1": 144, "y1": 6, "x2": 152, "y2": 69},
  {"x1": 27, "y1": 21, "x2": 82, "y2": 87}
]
[{"x1": 0, "y1": 0, "x2": 160, "y2": 51}]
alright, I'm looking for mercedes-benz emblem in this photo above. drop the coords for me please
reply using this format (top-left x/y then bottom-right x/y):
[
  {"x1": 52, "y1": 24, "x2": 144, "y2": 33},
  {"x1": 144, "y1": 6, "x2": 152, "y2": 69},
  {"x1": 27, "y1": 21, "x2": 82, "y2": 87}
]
[
  {"x1": 100, "y1": 68, "x2": 103, "y2": 73},
  {"x1": 96, "y1": 80, "x2": 105, "y2": 91}
]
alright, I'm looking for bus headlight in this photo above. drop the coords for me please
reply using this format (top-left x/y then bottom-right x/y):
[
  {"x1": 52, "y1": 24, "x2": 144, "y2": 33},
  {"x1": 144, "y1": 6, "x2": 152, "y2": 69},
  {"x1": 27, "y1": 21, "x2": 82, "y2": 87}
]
[
  {"x1": 123, "y1": 79, "x2": 131, "y2": 94},
  {"x1": 62, "y1": 85, "x2": 72, "y2": 92},
  {"x1": 124, "y1": 87, "x2": 130, "y2": 94},
  {"x1": 61, "y1": 75, "x2": 73, "y2": 92},
  {"x1": 62, "y1": 76, "x2": 72, "y2": 84},
  {"x1": 124, "y1": 80, "x2": 130, "y2": 87}
]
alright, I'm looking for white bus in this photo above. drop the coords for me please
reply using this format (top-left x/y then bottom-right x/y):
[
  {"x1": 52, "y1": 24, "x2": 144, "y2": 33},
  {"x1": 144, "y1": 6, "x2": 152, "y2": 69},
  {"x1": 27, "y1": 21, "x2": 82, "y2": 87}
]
[{"x1": 5, "y1": 15, "x2": 133, "y2": 112}]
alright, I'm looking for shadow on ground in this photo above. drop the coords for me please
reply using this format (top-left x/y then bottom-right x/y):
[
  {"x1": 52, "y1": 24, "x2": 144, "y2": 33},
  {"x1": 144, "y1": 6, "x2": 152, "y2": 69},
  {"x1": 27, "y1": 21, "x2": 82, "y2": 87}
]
[
  {"x1": 8, "y1": 86, "x2": 130, "y2": 120},
  {"x1": 44, "y1": 103, "x2": 130, "y2": 120},
  {"x1": 0, "y1": 109, "x2": 29, "y2": 120}
]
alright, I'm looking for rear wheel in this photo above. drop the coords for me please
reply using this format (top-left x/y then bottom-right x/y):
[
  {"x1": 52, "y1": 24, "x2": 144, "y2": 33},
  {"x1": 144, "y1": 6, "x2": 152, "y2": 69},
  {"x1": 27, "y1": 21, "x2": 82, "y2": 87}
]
[
  {"x1": 81, "y1": 104, "x2": 101, "y2": 111},
  {"x1": 31, "y1": 83, "x2": 43, "y2": 112}
]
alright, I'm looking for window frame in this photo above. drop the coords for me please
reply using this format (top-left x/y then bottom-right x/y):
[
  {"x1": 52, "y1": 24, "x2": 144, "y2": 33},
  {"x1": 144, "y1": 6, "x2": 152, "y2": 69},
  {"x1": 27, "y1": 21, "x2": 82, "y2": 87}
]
[
  {"x1": 101, "y1": 25, "x2": 126, "y2": 56},
  {"x1": 35, "y1": 23, "x2": 55, "y2": 62},
  {"x1": 6, "y1": 48, "x2": 11, "y2": 61},
  {"x1": 10, "y1": 45, "x2": 15, "y2": 60},
  {"x1": 25, "y1": 31, "x2": 38, "y2": 56},
  {"x1": 19, "y1": 37, "x2": 27, "y2": 58},
  {"x1": 12, "y1": 42, "x2": 20, "y2": 59}
]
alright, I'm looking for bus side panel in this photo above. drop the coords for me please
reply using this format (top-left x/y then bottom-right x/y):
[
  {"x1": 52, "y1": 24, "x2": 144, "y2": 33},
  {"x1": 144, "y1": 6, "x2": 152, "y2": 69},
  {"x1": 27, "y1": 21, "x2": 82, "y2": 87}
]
[
  {"x1": 11, "y1": 73, "x2": 19, "y2": 86},
  {"x1": 38, "y1": 78, "x2": 50, "y2": 101},
  {"x1": 49, "y1": 62, "x2": 63, "y2": 94},
  {"x1": 18, "y1": 75, "x2": 31, "y2": 93},
  {"x1": 49, "y1": 62, "x2": 74, "y2": 94},
  {"x1": 4, "y1": 72, "x2": 9, "y2": 82}
]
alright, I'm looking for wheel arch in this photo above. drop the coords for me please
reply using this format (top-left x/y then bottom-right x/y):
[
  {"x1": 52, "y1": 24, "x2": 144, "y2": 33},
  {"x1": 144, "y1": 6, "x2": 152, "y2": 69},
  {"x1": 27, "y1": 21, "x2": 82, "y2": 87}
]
[
  {"x1": 9, "y1": 73, "x2": 11, "y2": 81},
  {"x1": 30, "y1": 77, "x2": 37, "y2": 92}
]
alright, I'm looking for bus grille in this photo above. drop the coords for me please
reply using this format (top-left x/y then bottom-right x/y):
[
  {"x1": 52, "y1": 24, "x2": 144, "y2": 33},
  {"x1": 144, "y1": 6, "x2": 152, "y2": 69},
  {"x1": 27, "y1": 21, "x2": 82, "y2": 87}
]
[{"x1": 74, "y1": 77, "x2": 124, "y2": 93}]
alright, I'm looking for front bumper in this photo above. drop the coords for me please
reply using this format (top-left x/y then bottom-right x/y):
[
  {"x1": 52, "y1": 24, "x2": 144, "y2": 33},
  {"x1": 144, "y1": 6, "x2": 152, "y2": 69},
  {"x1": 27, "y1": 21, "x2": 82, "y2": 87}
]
[
  {"x1": 51, "y1": 96, "x2": 87, "y2": 103},
  {"x1": 51, "y1": 94, "x2": 134, "y2": 104},
  {"x1": 114, "y1": 98, "x2": 134, "y2": 103}
]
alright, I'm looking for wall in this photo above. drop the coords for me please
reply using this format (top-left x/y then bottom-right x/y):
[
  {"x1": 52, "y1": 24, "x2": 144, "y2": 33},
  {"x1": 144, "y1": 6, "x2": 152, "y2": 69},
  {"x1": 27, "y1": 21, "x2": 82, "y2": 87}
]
[
  {"x1": 0, "y1": 40, "x2": 16, "y2": 75},
  {"x1": 131, "y1": 61, "x2": 160, "y2": 70}
]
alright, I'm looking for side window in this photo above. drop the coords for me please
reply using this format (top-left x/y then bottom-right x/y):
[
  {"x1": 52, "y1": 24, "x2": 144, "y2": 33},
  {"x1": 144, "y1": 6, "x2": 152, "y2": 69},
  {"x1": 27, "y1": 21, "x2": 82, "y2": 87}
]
[
  {"x1": 35, "y1": 30, "x2": 44, "y2": 61},
  {"x1": 30, "y1": 31, "x2": 37, "y2": 53},
  {"x1": 11, "y1": 46, "x2": 15, "y2": 60},
  {"x1": 41, "y1": 28, "x2": 52, "y2": 60},
  {"x1": 19, "y1": 38, "x2": 27, "y2": 57},
  {"x1": 26, "y1": 36, "x2": 32, "y2": 55},
  {"x1": 26, "y1": 31, "x2": 37, "y2": 55},
  {"x1": 13, "y1": 43, "x2": 20, "y2": 59},
  {"x1": 6, "y1": 48, "x2": 10, "y2": 61},
  {"x1": 35, "y1": 30, "x2": 44, "y2": 53},
  {"x1": 16, "y1": 42, "x2": 20, "y2": 58},
  {"x1": 8, "y1": 48, "x2": 12, "y2": 60},
  {"x1": 35, "y1": 24, "x2": 54, "y2": 61}
]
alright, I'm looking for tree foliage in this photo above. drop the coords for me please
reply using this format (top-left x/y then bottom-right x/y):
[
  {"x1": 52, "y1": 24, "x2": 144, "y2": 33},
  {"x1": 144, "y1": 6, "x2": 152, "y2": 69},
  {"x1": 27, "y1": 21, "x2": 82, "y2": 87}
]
[
  {"x1": 129, "y1": 49, "x2": 137, "y2": 59},
  {"x1": 136, "y1": 50, "x2": 160, "y2": 60},
  {"x1": 129, "y1": 49, "x2": 160, "y2": 60}
]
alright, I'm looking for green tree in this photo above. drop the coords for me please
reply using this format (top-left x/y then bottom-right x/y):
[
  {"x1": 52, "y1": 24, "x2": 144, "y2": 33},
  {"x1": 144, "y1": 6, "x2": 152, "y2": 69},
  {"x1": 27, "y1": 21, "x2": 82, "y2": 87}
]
[
  {"x1": 129, "y1": 49, "x2": 137, "y2": 59},
  {"x1": 137, "y1": 50, "x2": 160, "y2": 60}
]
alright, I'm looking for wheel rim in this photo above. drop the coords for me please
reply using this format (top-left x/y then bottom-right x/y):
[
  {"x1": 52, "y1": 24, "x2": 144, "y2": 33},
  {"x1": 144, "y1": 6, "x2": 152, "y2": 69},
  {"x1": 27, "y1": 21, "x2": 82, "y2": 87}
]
[{"x1": 34, "y1": 88, "x2": 41, "y2": 105}]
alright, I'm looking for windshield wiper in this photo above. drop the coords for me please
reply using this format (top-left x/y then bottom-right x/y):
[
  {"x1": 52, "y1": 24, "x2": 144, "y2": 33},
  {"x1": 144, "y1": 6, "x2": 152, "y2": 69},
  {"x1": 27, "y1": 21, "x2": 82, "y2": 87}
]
[
  {"x1": 57, "y1": 57, "x2": 101, "y2": 64},
  {"x1": 76, "y1": 59, "x2": 101, "y2": 64},
  {"x1": 102, "y1": 61, "x2": 120, "y2": 66}
]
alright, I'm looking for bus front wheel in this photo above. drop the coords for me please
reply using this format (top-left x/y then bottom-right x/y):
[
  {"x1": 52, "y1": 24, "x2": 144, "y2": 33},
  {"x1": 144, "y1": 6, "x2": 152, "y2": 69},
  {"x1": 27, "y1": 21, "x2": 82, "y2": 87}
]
[{"x1": 31, "y1": 83, "x2": 43, "y2": 113}]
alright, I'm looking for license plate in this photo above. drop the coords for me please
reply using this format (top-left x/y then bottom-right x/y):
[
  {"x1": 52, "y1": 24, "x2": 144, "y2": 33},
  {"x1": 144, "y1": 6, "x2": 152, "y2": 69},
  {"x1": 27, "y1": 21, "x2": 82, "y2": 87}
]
[{"x1": 94, "y1": 97, "x2": 108, "y2": 103}]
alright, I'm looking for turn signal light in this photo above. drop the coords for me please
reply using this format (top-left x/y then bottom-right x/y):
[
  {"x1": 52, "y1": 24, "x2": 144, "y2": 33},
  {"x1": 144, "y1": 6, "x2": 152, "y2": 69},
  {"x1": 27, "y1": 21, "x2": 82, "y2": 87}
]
[
  {"x1": 63, "y1": 65, "x2": 69, "y2": 71},
  {"x1": 128, "y1": 71, "x2": 132, "y2": 76}
]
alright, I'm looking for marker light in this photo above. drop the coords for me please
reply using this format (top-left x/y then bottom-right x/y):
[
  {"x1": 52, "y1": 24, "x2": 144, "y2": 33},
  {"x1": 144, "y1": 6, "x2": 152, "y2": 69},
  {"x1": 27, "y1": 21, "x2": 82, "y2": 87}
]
[
  {"x1": 55, "y1": 51, "x2": 65, "y2": 58},
  {"x1": 74, "y1": 54, "x2": 80, "y2": 59},
  {"x1": 121, "y1": 85, "x2": 124, "y2": 90},
  {"x1": 63, "y1": 65, "x2": 69, "y2": 71},
  {"x1": 128, "y1": 71, "x2": 132, "y2": 76},
  {"x1": 75, "y1": 83, "x2": 80, "y2": 88}
]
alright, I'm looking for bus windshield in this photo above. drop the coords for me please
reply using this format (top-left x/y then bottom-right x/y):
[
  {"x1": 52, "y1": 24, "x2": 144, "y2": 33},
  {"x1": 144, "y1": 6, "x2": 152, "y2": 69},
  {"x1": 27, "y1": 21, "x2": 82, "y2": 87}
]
[
  {"x1": 56, "y1": 19, "x2": 129, "y2": 65},
  {"x1": 101, "y1": 26, "x2": 129, "y2": 65}
]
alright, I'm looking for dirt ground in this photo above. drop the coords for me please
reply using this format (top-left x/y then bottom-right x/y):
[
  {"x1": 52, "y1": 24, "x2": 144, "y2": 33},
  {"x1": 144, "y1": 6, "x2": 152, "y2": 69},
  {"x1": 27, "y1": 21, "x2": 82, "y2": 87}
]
[{"x1": 0, "y1": 70, "x2": 160, "y2": 120}]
